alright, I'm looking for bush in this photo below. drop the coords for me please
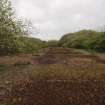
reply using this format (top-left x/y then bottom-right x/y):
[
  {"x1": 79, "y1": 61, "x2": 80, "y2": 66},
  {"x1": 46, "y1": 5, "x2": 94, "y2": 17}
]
[{"x1": 59, "y1": 30, "x2": 105, "y2": 52}]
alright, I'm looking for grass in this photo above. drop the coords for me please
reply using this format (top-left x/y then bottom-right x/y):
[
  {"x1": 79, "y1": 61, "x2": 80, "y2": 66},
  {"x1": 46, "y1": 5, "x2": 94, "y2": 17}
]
[
  {"x1": 0, "y1": 63, "x2": 105, "y2": 84},
  {"x1": 1, "y1": 48, "x2": 105, "y2": 105},
  {"x1": 0, "y1": 65, "x2": 12, "y2": 73},
  {"x1": 0, "y1": 64, "x2": 105, "y2": 105},
  {"x1": 6, "y1": 73, "x2": 105, "y2": 105}
]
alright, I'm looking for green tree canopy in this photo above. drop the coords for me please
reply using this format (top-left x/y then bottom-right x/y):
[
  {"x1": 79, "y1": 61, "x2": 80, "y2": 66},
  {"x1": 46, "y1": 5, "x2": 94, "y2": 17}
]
[
  {"x1": 0, "y1": 0, "x2": 26, "y2": 54},
  {"x1": 59, "y1": 30, "x2": 105, "y2": 52}
]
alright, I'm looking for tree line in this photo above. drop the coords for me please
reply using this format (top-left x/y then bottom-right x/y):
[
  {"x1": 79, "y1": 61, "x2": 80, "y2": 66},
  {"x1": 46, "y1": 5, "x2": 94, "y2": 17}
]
[
  {"x1": 58, "y1": 30, "x2": 105, "y2": 52},
  {"x1": 0, "y1": 0, "x2": 47, "y2": 55}
]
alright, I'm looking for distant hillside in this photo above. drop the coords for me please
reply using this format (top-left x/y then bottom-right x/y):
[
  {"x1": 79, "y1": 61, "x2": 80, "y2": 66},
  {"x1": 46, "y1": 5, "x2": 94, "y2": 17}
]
[
  {"x1": 58, "y1": 30, "x2": 105, "y2": 52},
  {"x1": 0, "y1": 36, "x2": 47, "y2": 55},
  {"x1": 15, "y1": 36, "x2": 47, "y2": 54}
]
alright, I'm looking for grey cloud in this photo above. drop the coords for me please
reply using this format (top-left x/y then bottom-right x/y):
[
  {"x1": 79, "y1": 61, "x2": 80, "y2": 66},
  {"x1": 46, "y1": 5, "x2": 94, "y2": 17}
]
[{"x1": 12, "y1": 0, "x2": 105, "y2": 40}]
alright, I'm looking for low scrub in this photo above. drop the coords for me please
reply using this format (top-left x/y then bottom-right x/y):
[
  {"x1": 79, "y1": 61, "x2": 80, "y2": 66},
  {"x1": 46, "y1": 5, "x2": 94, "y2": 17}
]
[{"x1": 5, "y1": 77, "x2": 105, "y2": 105}]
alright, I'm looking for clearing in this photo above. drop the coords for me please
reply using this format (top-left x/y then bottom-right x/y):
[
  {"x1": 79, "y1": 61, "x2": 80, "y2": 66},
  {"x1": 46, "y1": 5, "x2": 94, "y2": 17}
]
[{"x1": 0, "y1": 48, "x2": 105, "y2": 105}]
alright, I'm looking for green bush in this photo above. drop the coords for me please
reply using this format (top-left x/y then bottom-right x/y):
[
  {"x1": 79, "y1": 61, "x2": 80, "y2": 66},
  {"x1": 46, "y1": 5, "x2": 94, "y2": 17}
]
[
  {"x1": 59, "y1": 30, "x2": 105, "y2": 52},
  {"x1": 16, "y1": 37, "x2": 47, "y2": 54},
  {"x1": 47, "y1": 40, "x2": 58, "y2": 47}
]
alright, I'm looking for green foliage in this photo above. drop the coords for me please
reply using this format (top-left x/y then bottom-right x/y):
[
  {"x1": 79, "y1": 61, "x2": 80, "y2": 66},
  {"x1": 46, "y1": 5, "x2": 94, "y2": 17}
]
[
  {"x1": 59, "y1": 30, "x2": 105, "y2": 52},
  {"x1": 1, "y1": 0, "x2": 105, "y2": 55},
  {"x1": 47, "y1": 40, "x2": 58, "y2": 47},
  {"x1": 0, "y1": 0, "x2": 25, "y2": 35},
  {"x1": 0, "y1": 0, "x2": 27, "y2": 55},
  {"x1": 0, "y1": 0, "x2": 48, "y2": 55},
  {"x1": 16, "y1": 37, "x2": 47, "y2": 54}
]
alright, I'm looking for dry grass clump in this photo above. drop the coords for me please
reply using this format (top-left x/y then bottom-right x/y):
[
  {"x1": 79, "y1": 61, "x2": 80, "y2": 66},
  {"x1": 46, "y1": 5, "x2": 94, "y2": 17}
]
[
  {"x1": 6, "y1": 77, "x2": 105, "y2": 105},
  {"x1": 13, "y1": 61, "x2": 31, "y2": 66}
]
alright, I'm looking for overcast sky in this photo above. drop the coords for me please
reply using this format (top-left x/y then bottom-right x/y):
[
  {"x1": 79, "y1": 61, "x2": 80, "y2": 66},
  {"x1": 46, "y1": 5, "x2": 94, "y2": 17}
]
[{"x1": 12, "y1": 0, "x2": 105, "y2": 40}]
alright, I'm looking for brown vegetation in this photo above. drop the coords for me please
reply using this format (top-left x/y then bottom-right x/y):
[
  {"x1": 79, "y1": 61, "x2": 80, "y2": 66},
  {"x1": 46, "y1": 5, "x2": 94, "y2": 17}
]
[
  {"x1": 5, "y1": 78, "x2": 105, "y2": 105},
  {"x1": 0, "y1": 48, "x2": 105, "y2": 105}
]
